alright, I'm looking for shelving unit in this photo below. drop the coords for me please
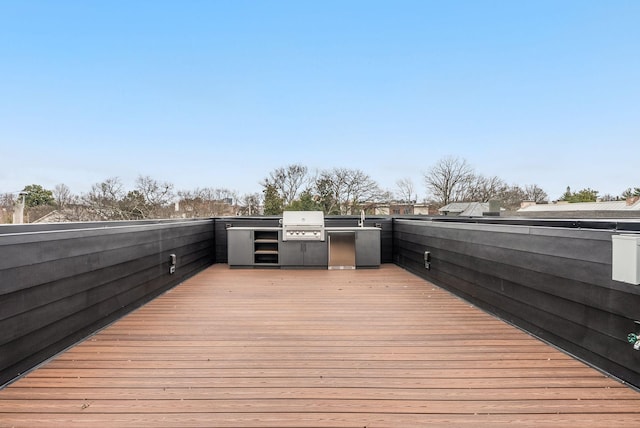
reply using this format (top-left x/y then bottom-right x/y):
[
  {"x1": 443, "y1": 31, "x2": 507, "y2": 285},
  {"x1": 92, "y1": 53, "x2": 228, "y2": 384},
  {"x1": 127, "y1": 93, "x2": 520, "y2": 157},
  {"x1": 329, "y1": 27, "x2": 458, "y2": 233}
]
[{"x1": 253, "y1": 230, "x2": 279, "y2": 264}]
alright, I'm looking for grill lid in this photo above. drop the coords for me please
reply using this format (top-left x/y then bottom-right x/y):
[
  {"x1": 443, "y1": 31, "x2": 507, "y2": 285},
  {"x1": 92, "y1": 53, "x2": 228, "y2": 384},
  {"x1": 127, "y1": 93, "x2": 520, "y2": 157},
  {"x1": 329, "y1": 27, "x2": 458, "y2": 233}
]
[{"x1": 282, "y1": 211, "x2": 325, "y2": 241}]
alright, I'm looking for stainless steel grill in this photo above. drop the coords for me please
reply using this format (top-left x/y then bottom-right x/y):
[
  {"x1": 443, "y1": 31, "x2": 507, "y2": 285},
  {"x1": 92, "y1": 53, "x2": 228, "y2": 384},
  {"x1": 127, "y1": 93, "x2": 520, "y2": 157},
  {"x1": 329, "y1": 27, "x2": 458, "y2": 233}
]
[{"x1": 282, "y1": 211, "x2": 325, "y2": 241}]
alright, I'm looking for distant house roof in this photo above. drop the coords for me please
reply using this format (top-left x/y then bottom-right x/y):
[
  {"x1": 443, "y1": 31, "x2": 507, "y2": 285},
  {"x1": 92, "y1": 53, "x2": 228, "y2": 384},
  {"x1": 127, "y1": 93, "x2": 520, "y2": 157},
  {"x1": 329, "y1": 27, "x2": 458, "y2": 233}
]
[
  {"x1": 439, "y1": 202, "x2": 489, "y2": 217},
  {"x1": 516, "y1": 197, "x2": 640, "y2": 218},
  {"x1": 518, "y1": 199, "x2": 640, "y2": 213},
  {"x1": 33, "y1": 210, "x2": 66, "y2": 223}
]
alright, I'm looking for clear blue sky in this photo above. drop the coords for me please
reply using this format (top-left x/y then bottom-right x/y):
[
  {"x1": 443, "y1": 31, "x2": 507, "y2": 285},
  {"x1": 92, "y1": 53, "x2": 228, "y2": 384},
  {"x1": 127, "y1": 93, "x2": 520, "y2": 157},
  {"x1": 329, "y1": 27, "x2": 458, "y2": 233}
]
[{"x1": 1, "y1": 0, "x2": 638, "y2": 201}]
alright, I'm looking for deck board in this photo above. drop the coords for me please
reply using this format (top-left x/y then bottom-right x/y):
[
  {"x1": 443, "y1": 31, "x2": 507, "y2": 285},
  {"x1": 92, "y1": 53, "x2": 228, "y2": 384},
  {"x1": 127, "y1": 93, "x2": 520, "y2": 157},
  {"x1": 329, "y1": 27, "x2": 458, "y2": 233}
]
[{"x1": 1, "y1": 264, "x2": 639, "y2": 427}]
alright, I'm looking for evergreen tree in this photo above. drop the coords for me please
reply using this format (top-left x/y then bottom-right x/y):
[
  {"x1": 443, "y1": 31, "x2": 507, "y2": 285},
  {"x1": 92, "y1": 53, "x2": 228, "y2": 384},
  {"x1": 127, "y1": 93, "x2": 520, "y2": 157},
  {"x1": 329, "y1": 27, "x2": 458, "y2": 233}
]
[
  {"x1": 263, "y1": 184, "x2": 283, "y2": 215},
  {"x1": 560, "y1": 186, "x2": 598, "y2": 202},
  {"x1": 286, "y1": 190, "x2": 320, "y2": 211},
  {"x1": 622, "y1": 187, "x2": 640, "y2": 198},
  {"x1": 21, "y1": 184, "x2": 54, "y2": 207}
]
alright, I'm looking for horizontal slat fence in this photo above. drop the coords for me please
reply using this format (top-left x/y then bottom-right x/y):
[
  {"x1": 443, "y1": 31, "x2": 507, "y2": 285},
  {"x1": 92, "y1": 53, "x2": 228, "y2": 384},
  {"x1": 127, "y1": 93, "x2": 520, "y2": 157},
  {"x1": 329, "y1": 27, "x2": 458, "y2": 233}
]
[
  {"x1": 0, "y1": 220, "x2": 214, "y2": 387},
  {"x1": 4, "y1": 214, "x2": 639, "y2": 393},
  {"x1": 393, "y1": 218, "x2": 640, "y2": 388}
]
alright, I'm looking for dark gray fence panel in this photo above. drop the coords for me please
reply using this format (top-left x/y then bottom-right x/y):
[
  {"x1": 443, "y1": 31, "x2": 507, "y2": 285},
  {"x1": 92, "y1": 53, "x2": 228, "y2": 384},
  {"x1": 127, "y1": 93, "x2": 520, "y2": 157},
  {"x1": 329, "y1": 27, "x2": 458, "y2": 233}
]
[
  {"x1": 0, "y1": 220, "x2": 214, "y2": 387},
  {"x1": 393, "y1": 218, "x2": 640, "y2": 388}
]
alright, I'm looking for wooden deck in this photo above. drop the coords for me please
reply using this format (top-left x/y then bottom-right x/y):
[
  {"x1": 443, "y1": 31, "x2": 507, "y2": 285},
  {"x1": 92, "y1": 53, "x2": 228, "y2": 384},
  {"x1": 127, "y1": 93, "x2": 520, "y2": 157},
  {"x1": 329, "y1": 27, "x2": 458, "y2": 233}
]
[{"x1": 1, "y1": 264, "x2": 639, "y2": 427}]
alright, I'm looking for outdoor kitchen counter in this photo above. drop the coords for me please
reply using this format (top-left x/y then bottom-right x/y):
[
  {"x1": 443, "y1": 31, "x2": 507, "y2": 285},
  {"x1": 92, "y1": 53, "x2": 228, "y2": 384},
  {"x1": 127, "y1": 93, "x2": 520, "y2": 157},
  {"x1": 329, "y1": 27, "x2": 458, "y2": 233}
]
[
  {"x1": 225, "y1": 226, "x2": 380, "y2": 230},
  {"x1": 226, "y1": 226, "x2": 380, "y2": 268},
  {"x1": 325, "y1": 226, "x2": 381, "y2": 231},
  {"x1": 225, "y1": 227, "x2": 281, "y2": 230}
]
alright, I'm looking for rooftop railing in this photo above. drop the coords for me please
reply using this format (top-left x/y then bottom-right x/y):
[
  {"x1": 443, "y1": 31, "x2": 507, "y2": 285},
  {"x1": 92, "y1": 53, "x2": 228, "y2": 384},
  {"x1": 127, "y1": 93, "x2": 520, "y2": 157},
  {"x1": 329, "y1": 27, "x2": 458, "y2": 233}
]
[{"x1": 1, "y1": 216, "x2": 639, "y2": 389}]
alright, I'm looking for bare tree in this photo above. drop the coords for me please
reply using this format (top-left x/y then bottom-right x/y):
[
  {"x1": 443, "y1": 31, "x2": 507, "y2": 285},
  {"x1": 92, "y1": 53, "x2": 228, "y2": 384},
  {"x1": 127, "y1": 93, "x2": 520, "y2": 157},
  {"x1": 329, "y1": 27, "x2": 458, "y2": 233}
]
[
  {"x1": 176, "y1": 189, "x2": 205, "y2": 218},
  {"x1": 0, "y1": 193, "x2": 14, "y2": 207},
  {"x1": 523, "y1": 184, "x2": 548, "y2": 203},
  {"x1": 0, "y1": 193, "x2": 15, "y2": 223},
  {"x1": 342, "y1": 170, "x2": 385, "y2": 214},
  {"x1": 53, "y1": 183, "x2": 73, "y2": 209},
  {"x1": 491, "y1": 184, "x2": 548, "y2": 210},
  {"x1": 423, "y1": 156, "x2": 475, "y2": 206},
  {"x1": 135, "y1": 175, "x2": 174, "y2": 207},
  {"x1": 466, "y1": 175, "x2": 507, "y2": 202},
  {"x1": 176, "y1": 187, "x2": 238, "y2": 217},
  {"x1": 498, "y1": 185, "x2": 527, "y2": 211},
  {"x1": 58, "y1": 203, "x2": 92, "y2": 222},
  {"x1": 262, "y1": 164, "x2": 310, "y2": 207},
  {"x1": 237, "y1": 192, "x2": 263, "y2": 215},
  {"x1": 83, "y1": 177, "x2": 126, "y2": 220},
  {"x1": 203, "y1": 187, "x2": 237, "y2": 215},
  {"x1": 395, "y1": 178, "x2": 415, "y2": 203},
  {"x1": 129, "y1": 176, "x2": 174, "y2": 219},
  {"x1": 317, "y1": 168, "x2": 382, "y2": 214}
]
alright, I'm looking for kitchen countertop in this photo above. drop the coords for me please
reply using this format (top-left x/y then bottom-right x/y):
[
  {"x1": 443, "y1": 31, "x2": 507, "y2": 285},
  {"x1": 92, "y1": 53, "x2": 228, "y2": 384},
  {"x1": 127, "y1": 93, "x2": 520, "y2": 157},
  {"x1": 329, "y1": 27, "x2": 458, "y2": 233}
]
[{"x1": 226, "y1": 226, "x2": 380, "y2": 231}]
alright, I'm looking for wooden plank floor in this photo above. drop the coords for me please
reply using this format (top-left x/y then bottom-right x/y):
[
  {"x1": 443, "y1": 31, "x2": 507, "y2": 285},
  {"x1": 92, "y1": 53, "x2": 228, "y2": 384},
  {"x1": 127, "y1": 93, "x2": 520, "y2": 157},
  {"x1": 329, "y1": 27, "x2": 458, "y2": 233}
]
[{"x1": 1, "y1": 264, "x2": 639, "y2": 427}]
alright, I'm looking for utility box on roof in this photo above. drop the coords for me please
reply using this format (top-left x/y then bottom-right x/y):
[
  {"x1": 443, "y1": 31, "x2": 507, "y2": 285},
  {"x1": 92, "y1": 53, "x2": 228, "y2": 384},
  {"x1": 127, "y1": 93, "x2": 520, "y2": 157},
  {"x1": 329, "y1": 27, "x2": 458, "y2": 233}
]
[{"x1": 612, "y1": 234, "x2": 640, "y2": 285}]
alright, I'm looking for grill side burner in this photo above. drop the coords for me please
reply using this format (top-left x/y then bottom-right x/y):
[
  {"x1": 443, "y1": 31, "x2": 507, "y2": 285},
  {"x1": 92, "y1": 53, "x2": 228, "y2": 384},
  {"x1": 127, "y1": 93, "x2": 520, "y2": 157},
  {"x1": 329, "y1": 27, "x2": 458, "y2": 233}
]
[{"x1": 282, "y1": 211, "x2": 325, "y2": 241}]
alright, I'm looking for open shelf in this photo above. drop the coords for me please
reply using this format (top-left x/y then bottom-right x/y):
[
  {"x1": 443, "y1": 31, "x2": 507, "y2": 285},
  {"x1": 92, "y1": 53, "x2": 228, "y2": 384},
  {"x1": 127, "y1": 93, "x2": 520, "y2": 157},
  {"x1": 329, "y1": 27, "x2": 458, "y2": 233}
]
[{"x1": 254, "y1": 231, "x2": 279, "y2": 264}]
